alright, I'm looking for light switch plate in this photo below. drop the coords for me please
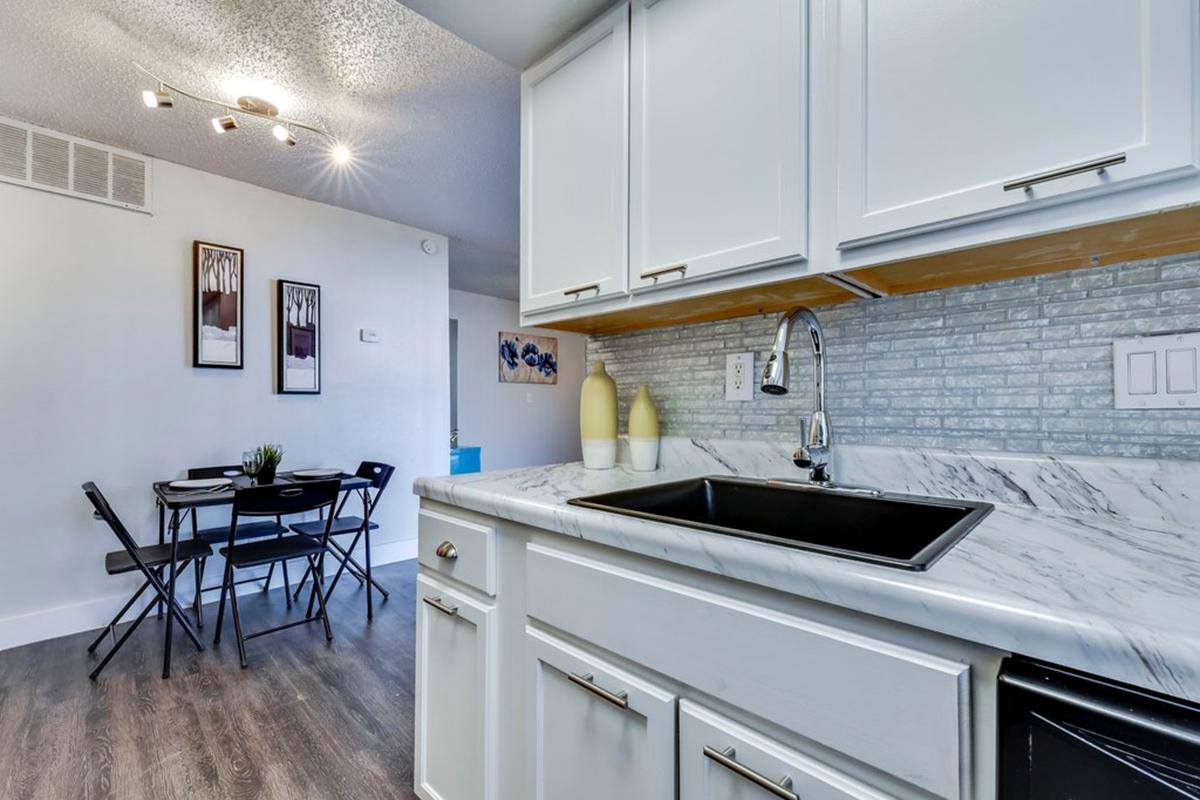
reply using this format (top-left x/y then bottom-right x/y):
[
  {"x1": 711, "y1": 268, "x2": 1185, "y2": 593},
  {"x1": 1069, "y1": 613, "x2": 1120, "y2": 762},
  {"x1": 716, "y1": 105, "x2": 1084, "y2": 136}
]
[
  {"x1": 360, "y1": 327, "x2": 381, "y2": 343},
  {"x1": 725, "y1": 353, "x2": 755, "y2": 401},
  {"x1": 1113, "y1": 332, "x2": 1200, "y2": 409}
]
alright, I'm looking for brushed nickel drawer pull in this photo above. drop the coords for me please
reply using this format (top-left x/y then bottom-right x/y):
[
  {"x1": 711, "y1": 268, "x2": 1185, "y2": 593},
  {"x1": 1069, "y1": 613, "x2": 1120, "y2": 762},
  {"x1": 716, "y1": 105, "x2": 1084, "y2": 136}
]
[
  {"x1": 562, "y1": 283, "x2": 601, "y2": 298},
  {"x1": 422, "y1": 596, "x2": 459, "y2": 616},
  {"x1": 703, "y1": 746, "x2": 799, "y2": 800},
  {"x1": 1003, "y1": 152, "x2": 1126, "y2": 192},
  {"x1": 567, "y1": 672, "x2": 629, "y2": 709},
  {"x1": 641, "y1": 262, "x2": 688, "y2": 281},
  {"x1": 435, "y1": 540, "x2": 458, "y2": 559}
]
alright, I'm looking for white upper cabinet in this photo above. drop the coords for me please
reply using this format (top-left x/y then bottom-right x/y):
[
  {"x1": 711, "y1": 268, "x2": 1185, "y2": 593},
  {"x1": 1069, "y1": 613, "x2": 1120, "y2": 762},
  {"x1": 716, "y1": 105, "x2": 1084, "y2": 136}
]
[
  {"x1": 628, "y1": 0, "x2": 807, "y2": 290},
  {"x1": 521, "y1": 3, "x2": 629, "y2": 314},
  {"x1": 836, "y1": 0, "x2": 1199, "y2": 247}
]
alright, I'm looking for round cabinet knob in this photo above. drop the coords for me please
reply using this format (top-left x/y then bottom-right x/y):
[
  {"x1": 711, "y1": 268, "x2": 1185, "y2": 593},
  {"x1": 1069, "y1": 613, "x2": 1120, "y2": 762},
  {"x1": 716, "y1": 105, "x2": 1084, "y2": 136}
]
[{"x1": 435, "y1": 541, "x2": 458, "y2": 560}]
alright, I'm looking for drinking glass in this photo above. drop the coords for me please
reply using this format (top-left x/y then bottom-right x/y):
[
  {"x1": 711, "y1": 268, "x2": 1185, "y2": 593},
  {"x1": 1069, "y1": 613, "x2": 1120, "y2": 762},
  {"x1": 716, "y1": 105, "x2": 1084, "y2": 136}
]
[{"x1": 241, "y1": 450, "x2": 262, "y2": 483}]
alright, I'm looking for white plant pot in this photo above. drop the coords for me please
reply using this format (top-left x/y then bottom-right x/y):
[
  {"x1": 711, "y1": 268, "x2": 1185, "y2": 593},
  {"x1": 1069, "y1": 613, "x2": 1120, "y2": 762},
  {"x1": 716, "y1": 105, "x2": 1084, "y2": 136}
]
[
  {"x1": 629, "y1": 437, "x2": 660, "y2": 472},
  {"x1": 581, "y1": 438, "x2": 617, "y2": 470}
]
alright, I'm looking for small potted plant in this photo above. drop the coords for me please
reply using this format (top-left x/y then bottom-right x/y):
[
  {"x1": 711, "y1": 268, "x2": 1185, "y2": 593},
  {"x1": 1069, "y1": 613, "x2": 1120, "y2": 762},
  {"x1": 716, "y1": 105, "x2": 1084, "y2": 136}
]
[{"x1": 254, "y1": 443, "x2": 284, "y2": 484}]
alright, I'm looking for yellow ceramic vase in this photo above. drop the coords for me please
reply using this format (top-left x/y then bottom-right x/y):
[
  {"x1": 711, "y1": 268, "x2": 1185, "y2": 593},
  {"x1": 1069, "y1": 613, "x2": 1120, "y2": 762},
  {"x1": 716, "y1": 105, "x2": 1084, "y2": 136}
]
[
  {"x1": 628, "y1": 384, "x2": 660, "y2": 471},
  {"x1": 580, "y1": 360, "x2": 618, "y2": 469}
]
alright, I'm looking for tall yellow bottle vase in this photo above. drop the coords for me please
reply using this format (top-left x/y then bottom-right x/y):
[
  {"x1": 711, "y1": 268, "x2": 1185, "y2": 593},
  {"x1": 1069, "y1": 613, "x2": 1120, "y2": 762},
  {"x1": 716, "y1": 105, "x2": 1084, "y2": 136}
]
[
  {"x1": 628, "y1": 384, "x2": 660, "y2": 472},
  {"x1": 580, "y1": 360, "x2": 618, "y2": 469}
]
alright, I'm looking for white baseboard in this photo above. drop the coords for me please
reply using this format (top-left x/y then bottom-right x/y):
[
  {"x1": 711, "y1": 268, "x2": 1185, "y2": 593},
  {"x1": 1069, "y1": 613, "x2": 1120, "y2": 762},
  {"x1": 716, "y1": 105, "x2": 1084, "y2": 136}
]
[{"x1": 0, "y1": 539, "x2": 418, "y2": 654}]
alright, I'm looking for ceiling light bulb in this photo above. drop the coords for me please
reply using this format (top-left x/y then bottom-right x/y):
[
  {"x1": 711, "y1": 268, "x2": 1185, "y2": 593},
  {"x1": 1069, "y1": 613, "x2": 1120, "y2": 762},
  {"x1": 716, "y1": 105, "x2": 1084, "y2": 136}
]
[
  {"x1": 142, "y1": 84, "x2": 173, "y2": 108},
  {"x1": 331, "y1": 144, "x2": 351, "y2": 164},
  {"x1": 212, "y1": 114, "x2": 238, "y2": 133},
  {"x1": 272, "y1": 124, "x2": 296, "y2": 146}
]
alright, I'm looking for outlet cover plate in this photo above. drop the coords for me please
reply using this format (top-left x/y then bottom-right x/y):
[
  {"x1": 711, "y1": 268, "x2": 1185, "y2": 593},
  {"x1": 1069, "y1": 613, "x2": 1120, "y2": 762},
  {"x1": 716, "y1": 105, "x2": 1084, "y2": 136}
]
[{"x1": 726, "y1": 353, "x2": 755, "y2": 401}]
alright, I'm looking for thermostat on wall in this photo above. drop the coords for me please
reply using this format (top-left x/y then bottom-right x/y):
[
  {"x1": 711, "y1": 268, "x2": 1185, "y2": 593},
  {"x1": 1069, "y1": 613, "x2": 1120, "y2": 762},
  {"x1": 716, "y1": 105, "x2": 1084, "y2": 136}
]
[{"x1": 360, "y1": 328, "x2": 381, "y2": 343}]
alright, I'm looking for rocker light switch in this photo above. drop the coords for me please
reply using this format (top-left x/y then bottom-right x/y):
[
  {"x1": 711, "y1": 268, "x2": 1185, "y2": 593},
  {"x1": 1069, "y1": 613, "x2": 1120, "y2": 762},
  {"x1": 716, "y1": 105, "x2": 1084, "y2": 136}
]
[
  {"x1": 1126, "y1": 352, "x2": 1156, "y2": 395},
  {"x1": 1113, "y1": 333, "x2": 1200, "y2": 409}
]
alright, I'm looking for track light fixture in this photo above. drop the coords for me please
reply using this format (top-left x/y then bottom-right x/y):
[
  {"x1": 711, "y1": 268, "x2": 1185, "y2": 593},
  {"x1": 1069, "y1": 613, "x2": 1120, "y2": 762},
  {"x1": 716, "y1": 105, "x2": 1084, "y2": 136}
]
[
  {"x1": 142, "y1": 82, "x2": 173, "y2": 108},
  {"x1": 212, "y1": 113, "x2": 239, "y2": 133},
  {"x1": 272, "y1": 124, "x2": 297, "y2": 146},
  {"x1": 134, "y1": 63, "x2": 350, "y2": 164}
]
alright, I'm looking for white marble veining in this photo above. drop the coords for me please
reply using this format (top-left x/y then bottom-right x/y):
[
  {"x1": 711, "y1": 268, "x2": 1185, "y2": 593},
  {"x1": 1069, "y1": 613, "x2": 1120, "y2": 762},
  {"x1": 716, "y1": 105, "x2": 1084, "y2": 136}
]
[{"x1": 414, "y1": 437, "x2": 1200, "y2": 702}]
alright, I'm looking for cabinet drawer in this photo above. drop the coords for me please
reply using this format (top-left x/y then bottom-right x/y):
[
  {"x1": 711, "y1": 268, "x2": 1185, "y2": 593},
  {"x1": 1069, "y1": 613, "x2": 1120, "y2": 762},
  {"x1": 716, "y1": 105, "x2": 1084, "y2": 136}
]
[
  {"x1": 526, "y1": 544, "x2": 970, "y2": 799},
  {"x1": 681, "y1": 699, "x2": 895, "y2": 800},
  {"x1": 418, "y1": 509, "x2": 496, "y2": 596}
]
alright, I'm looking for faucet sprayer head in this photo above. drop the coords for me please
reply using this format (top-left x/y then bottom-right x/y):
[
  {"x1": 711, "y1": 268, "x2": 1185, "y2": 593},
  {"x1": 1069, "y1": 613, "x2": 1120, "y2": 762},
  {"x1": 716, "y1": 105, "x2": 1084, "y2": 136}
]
[{"x1": 761, "y1": 349, "x2": 790, "y2": 395}]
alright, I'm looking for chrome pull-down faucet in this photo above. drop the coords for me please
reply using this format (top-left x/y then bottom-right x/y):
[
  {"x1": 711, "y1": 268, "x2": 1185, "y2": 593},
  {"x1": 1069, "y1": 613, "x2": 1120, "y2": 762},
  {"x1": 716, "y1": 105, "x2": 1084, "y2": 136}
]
[{"x1": 761, "y1": 306, "x2": 832, "y2": 482}]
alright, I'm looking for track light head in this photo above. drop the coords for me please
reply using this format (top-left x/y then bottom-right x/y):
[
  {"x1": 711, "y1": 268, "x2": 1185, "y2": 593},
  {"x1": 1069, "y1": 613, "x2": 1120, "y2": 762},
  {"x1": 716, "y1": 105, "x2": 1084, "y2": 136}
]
[
  {"x1": 272, "y1": 124, "x2": 296, "y2": 146},
  {"x1": 331, "y1": 143, "x2": 352, "y2": 164},
  {"x1": 212, "y1": 114, "x2": 239, "y2": 133},
  {"x1": 142, "y1": 83, "x2": 173, "y2": 108}
]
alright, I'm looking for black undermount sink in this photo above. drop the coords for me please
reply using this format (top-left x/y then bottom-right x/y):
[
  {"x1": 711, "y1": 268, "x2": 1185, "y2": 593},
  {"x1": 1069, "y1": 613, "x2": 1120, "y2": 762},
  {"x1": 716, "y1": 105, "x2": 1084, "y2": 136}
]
[{"x1": 568, "y1": 476, "x2": 993, "y2": 571}]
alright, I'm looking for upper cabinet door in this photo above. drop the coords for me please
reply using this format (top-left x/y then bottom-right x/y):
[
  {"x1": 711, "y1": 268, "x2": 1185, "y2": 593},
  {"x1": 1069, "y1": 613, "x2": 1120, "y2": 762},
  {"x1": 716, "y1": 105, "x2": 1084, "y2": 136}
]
[
  {"x1": 521, "y1": 3, "x2": 629, "y2": 314},
  {"x1": 837, "y1": 0, "x2": 1199, "y2": 248},
  {"x1": 628, "y1": 0, "x2": 807, "y2": 290}
]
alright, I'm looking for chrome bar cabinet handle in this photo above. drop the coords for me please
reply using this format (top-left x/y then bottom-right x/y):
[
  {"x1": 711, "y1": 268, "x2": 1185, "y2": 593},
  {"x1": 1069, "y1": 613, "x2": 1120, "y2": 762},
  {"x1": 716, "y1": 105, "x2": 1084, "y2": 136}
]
[
  {"x1": 641, "y1": 262, "x2": 688, "y2": 281},
  {"x1": 703, "y1": 746, "x2": 799, "y2": 800},
  {"x1": 567, "y1": 672, "x2": 629, "y2": 709},
  {"x1": 422, "y1": 596, "x2": 459, "y2": 617},
  {"x1": 1003, "y1": 152, "x2": 1126, "y2": 192},
  {"x1": 562, "y1": 283, "x2": 601, "y2": 298}
]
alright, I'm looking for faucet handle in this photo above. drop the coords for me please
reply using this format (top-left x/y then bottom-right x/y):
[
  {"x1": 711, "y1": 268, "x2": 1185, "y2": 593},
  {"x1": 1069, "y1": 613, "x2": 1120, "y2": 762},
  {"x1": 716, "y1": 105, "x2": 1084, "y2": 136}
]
[{"x1": 794, "y1": 445, "x2": 831, "y2": 483}]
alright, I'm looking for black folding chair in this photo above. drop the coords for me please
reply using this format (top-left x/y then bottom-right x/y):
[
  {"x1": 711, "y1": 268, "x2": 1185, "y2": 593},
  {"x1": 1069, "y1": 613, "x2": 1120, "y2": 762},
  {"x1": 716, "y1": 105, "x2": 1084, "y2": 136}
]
[
  {"x1": 213, "y1": 480, "x2": 340, "y2": 668},
  {"x1": 185, "y1": 465, "x2": 292, "y2": 627},
  {"x1": 83, "y1": 482, "x2": 212, "y2": 680},
  {"x1": 289, "y1": 462, "x2": 395, "y2": 617}
]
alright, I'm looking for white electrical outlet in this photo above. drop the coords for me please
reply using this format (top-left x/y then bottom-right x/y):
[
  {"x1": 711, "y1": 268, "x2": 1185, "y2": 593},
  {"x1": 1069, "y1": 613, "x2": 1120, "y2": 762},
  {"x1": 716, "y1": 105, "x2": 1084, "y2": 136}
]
[{"x1": 725, "y1": 353, "x2": 755, "y2": 401}]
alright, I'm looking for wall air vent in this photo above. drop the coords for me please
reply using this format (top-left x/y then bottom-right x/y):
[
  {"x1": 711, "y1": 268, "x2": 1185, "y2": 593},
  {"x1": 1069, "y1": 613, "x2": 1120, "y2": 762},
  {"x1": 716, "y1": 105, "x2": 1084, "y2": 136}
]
[
  {"x1": 0, "y1": 121, "x2": 27, "y2": 180},
  {"x1": 0, "y1": 115, "x2": 152, "y2": 213}
]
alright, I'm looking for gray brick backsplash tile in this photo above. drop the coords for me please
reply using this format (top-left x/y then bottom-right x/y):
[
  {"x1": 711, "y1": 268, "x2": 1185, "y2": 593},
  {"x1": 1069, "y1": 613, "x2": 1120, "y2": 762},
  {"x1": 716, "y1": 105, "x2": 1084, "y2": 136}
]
[{"x1": 587, "y1": 256, "x2": 1200, "y2": 460}]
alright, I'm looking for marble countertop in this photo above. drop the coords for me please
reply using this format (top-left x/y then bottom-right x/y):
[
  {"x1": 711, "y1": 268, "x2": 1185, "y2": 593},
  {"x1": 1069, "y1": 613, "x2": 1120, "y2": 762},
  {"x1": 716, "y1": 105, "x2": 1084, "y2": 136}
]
[{"x1": 414, "y1": 438, "x2": 1200, "y2": 703}]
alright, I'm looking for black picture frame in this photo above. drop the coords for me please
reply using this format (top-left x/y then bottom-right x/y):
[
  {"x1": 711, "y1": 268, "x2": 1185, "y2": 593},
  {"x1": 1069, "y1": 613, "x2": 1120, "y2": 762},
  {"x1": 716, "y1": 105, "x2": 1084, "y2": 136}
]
[
  {"x1": 277, "y1": 279, "x2": 321, "y2": 394},
  {"x1": 192, "y1": 241, "x2": 245, "y2": 369}
]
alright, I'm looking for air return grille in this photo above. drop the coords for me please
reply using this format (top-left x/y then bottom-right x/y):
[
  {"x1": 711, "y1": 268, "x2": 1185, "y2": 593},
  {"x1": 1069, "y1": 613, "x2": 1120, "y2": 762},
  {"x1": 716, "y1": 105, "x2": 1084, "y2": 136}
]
[
  {"x1": 0, "y1": 116, "x2": 152, "y2": 213},
  {"x1": 0, "y1": 122, "x2": 27, "y2": 180},
  {"x1": 31, "y1": 132, "x2": 69, "y2": 189}
]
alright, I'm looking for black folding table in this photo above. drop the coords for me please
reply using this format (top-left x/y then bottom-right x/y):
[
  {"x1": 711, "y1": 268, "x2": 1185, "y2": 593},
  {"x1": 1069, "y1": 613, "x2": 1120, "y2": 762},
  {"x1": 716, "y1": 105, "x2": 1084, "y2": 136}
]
[{"x1": 152, "y1": 471, "x2": 372, "y2": 678}]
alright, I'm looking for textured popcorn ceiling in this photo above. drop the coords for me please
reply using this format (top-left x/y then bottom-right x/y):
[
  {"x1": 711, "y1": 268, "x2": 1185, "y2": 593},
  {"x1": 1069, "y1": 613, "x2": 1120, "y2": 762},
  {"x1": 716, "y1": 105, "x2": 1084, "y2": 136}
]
[{"x1": 0, "y1": 0, "x2": 522, "y2": 297}]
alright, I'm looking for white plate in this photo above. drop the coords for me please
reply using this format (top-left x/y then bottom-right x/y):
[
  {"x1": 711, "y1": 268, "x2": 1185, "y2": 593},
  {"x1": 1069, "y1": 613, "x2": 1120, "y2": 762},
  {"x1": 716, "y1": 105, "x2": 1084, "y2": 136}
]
[
  {"x1": 292, "y1": 469, "x2": 342, "y2": 479},
  {"x1": 168, "y1": 477, "x2": 233, "y2": 490}
]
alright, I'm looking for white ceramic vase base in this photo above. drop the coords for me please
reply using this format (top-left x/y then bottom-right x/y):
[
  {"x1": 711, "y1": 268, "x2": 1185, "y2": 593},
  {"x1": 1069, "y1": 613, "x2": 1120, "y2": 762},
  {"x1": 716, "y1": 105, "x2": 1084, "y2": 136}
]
[
  {"x1": 629, "y1": 437, "x2": 660, "y2": 472},
  {"x1": 582, "y1": 439, "x2": 617, "y2": 470}
]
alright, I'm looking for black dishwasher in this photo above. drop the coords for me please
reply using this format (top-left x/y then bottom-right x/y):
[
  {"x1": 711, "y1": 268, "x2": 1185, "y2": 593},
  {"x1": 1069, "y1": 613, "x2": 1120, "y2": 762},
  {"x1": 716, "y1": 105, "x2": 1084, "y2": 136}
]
[{"x1": 999, "y1": 657, "x2": 1200, "y2": 799}]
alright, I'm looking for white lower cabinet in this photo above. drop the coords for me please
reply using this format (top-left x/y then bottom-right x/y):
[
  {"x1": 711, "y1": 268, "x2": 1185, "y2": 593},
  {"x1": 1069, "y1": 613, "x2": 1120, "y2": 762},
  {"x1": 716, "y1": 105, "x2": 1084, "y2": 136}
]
[
  {"x1": 415, "y1": 574, "x2": 496, "y2": 800},
  {"x1": 680, "y1": 700, "x2": 895, "y2": 800},
  {"x1": 526, "y1": 627, "x2": 676, "y2": 800}
]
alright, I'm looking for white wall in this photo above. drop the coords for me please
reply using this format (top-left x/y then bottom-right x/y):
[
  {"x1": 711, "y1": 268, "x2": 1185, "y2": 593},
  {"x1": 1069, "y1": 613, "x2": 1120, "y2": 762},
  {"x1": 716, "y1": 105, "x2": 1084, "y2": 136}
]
[
  {"x1": 0, "y1": 159, "x2": 449, "y2": 650},
  {"x1": 450, "y1": 290, "x2": 584, "y2": 470}
]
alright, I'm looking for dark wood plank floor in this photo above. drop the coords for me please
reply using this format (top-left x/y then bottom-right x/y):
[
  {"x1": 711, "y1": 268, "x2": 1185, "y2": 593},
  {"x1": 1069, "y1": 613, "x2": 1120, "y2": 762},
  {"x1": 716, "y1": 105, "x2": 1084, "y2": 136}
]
[{"x1": 0, "y1": 560, "x2": 419, "y2": 800}]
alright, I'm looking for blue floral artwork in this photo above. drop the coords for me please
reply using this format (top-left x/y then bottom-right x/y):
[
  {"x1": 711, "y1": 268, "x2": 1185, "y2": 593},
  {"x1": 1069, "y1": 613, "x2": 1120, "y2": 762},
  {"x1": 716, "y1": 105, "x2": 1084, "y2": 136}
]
[{"x1": 498, "y1": 331, "x2": 559, "y2": 384}]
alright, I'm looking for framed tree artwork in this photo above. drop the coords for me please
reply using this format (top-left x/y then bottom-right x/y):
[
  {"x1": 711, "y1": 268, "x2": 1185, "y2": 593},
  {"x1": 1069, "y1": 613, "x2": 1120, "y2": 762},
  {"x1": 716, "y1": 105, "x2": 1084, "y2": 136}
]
[
  {"x1": 277, "y1": 280, "x2": 321, "y2": 394},
  {"x1": 193, "y1": 241, "x2": 244, "y2": 368}
]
